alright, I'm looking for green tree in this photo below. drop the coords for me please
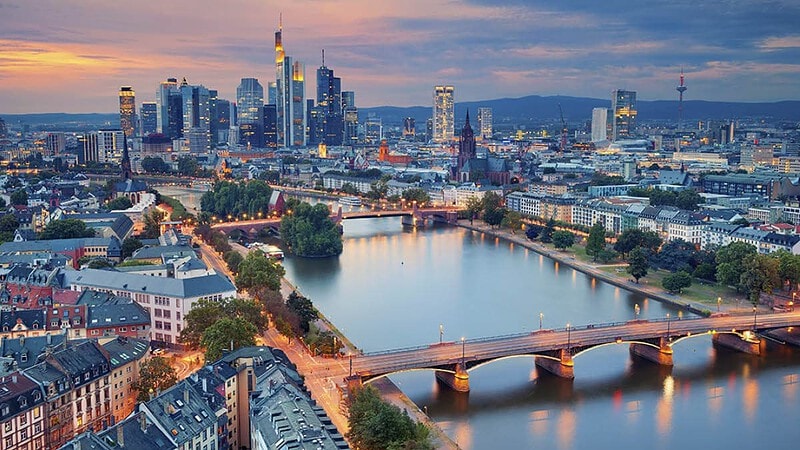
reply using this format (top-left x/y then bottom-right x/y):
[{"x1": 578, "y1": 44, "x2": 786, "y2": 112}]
[
  {"x1": 141, "y1": 156, "x2": 170, "y2": 173},
  {"x1": 179, "y1": 298, "x2": 226, "y2": 348},
  {"x1": 716, "y1": 242, "x2": 757, "y2": 289},
  {"x1": 540, "y1": 218, "x2": 555, "y2": 243},
  {"x1": 121, "y1": 237, "x2": 144, "y2": 259},
  {"x1": 87, "y1": 258, "x2": 113, "y2": 269},
  {"x1": 552, "y1": 230, "x2": 575, "y2": 250},
  {"x1": 675, "y1": 190, "x2": 702, "y2": 211},
  {"x1": 482, "y1": 192, "x2": 503, "y2": 213},
  {"x1": 0, "y1": 214, "x2": 19, "y2": 243},
  {"x1": 106, "y1": 196, "x2": 133, "y2": 210},
  {"x1": 739, "y1": 253, "x2": 780, "y2": 305},
  {"x1": 585, "y1": 222, "x2": 606, "y2": 261},
  {"x1": 501, "y1": 210, "x2": 522, "y2": 233},
  {"x1": 464, "y1": 197, "x2": 482, "y2": 224},
  {"x1": 653, "y1": 239, "x2": 698, "y2": 272},
  {"x1": 224, "y1": 250, "x2": 244, "y2": 274},
  {"x1": 776, "y1": 250, "x2": 800, "y2": 289},
  {"x1": 9, "y1": 189, "x2": 27, "y2": 206},
  {"x1": 401, "y1": 187, "x2": 431, "y2": 206},
  {"x1": 287, "y1": 291, "x2": 319, "y2": 333},
  {"x1": 141, "y1": 209, "x2": 164, "y2": 239},
  {"x1": 39, "y1": 219, "x2": 95, "y2": 240},
  {"x1": 347, "y1": 385, "x2": 433, "y2": 450},
  {"x1": 177, "y1": 155, "x2": 199, "y2": 176},
  {"x1": 279, "y1": 202, "x2": 343, "y2": 257},
  {"x1": 132, "y1": 356, "x2": 178, "y2": 402},
  {"x1": 662, "y1": 271, "x2": 693, "y2": 294},
  {"x1": 614, "y1": 229, "x2": 662, "y2": 258},
  {"x1": 236, "y1": 249, "x2": 286, "y2": 292},
  {"x1": 483, "y1": 206, "x2": 506, "y2": 228},
  {"x1": 201, "y1": 317, "x2": 257, "y2": 362},
  {"x1": 731, "y1": 217, "x2": 750, "y2": 226},
  {"x1": 627, "y1": 247, "x2": 649, "y2": 283}
]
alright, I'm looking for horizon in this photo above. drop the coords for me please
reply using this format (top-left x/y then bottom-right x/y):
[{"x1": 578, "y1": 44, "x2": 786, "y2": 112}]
[{"x1": 2, "y1": 1, "x2": 800, "y2": 113}]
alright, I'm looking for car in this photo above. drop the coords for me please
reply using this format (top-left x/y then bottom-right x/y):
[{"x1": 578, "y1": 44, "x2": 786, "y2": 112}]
[{"x1": 152, "y1": 348, "x2": 165, "y2": 356}]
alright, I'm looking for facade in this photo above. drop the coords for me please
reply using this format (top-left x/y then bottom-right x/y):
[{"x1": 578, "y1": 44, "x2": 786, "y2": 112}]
[
  {"x1": 236, "y1": 78, "x2": 264, "y2": 129},
  {"x1": 591, "y1": 107, "x2": 611, "y2": 142},
  {"x1": 667, "y1": 212, "x2": 706, "y2": 245},
  {"x1": 611, "y1": 90, "x2": 637, "y2": 141},
  {"x1": 180, "y1": 80, "x2": 212, "y2": 153},
  {"x1": 102, "y1": 337, "x2": 149, "y2": 424},
  {"x1": 139, "y1": 102, "x2": 157, "y2": 136},
  {"x1": 275, "y1": 23, "x2": 306, "y2": 147},
  {"x1": 156, "y1": 78, "x2": 182, "y2": 139},
  {"x1": 315, "y1": 60, "x2": 343, "y2": 146},
  {"x1": 701, "y1": 173, "x2": 800, "y2": 201},
  {"x1": 477, "y1": 107, "x2": 492, "y2": 140},
  {"x1": 433, "y1": 85, "x2": 454, "y2": 143},
  {"x1": 119, "y1": 87, "x2": 136, "y2": 137},
  {"x1": 0, "y1": 372, "x2": 46, "y2": 450}
]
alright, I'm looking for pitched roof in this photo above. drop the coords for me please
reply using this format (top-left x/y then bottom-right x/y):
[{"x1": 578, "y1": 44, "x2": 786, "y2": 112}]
[{"x1": 62, "y1": 269, "x2": 236, "y2": 299}]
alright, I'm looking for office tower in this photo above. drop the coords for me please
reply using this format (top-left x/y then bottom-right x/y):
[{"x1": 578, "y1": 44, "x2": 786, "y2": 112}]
[
  {"x1": 209, "y1": 90, "x2": 231, "y2": 145},
  {"x1": 268, "y1": 82, "x2": 277, "y2": 105},
  {"x1": 140, "y1": 102, "x2": 157, "y2": 136},
  {"x1": 342, "y1": 90, "x2": 358, "y2": 146},
  {"x1": 0, "y1": 116, "x2": 6, "y2": 139},
  {"x1": 97, "y1": 129, "x2": 125, "y2": 163},
  {"x1": 611, "y1": 89, "x2": 637, "y2": 140},
  {"x1": 591, "y1": 107, "x2": 611, "y2": 142},
  {"x1": 166, "y1": 92, "x2": 184, "y2": 139},
  {"x1": 45, "y1": 132, "x2": 66, "y2": 156},
  {"x1": 263, "y1": 104, "x2": 278, "y2": 148},
  {"x1": 316, "y1": 52, "x2": 344, "y2": 146},
  {"x1": 433, "y1": 85, "x2": 454, "y2": 143},
  {"x1": 236, "y1": 78, "x2": 264, "y2": 125},
  {"x1": 307, "y1": 99, "x2": 323, "y2": 146},
  {"x1": 119, "y1": 86, "x2": 136, "y2": 137},
  {"x1": 477, "y1": 107, "x2": 492, "y2": 139},
  {"x1": 364, "y1": 117, "x2": 382, "y2": 144},
  {"x1": 403, "y1": 117, "x2": 416, "y2": 138},
  {"x1": 180, "y1": 79, "x2": 212, "y2": 152},
  {"x1": 426, "y1": 118, "x2": 433, "y2": 143},
  {"x1": 80, "y1": 133, "x2": 99, "y2": 164},
  {"x1": 275, "y1": 20, "x2": 306, "y2": 147},
  {"x1": 156, "y1": 78, "x2": 179, "y2": 137}
]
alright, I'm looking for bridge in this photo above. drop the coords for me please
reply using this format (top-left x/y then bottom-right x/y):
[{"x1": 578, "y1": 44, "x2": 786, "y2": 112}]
[
  {"x1": 340, "y1": 310, "x2": 800, "y2": 392},
  {"x1": 210, "y1": 204, "x2": 460, "y2": 237}
]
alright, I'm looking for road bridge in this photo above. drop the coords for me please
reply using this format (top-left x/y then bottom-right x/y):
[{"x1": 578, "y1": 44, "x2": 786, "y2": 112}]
[{"x1": 341, "y1": 310, "x2": 800, "y2": 392}]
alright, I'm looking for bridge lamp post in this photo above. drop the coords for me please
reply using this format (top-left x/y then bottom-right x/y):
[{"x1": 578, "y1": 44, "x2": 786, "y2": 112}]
[
  {"x1": 461, "y1": 337, "x2": 466, "y2": 364},
  {"x1": 539, "y1": 312, "x2": 544, "y2": 330},
  {"x1": 753, "y1": 306, "x2": 757, "y2": 331},
  {"x1": 634, "y1": 304, "x2": 640, "y2": 320},
  {"x1": 439, "y1": 324, "x2": 444, "y2": 344},
  {"x1": 666, "y1": 313, "x2": 671, "y2": 340},
  {"x1": 566, "y1": 323, "x2": 571, "y2": 349},
  {"x1": 717, "y1": 297, "x2": 721, "y2": 312},
  {"x1": 349, "y1": 353, "x2": 353, "y2": 377}
]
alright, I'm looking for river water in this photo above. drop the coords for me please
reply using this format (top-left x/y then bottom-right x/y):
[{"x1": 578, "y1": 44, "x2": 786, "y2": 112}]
[{"x1": 282, "y1": 215, "x2": 800, "y2": 450}]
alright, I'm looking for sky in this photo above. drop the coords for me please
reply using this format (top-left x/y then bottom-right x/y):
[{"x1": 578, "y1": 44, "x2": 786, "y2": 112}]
[{"x1": 1, "y1": 0, "x2": 800, "y2": 114}]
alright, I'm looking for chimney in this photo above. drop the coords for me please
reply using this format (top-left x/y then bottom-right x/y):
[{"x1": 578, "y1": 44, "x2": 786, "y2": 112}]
[
  {"x1": 116, "y1": 423, "x2": 125, "y2": 447},
  {"x1": 46, "y1": 333, "x2": 52, "y2": 346},
  {"x1": 202, "y1": 377, "x2": 207, "y2": 393},
  {"x1": 12, "y1": 374, "x2": 17, "y2": 383},
  {"x1": 19, "y1": 335, "x2": 24, "y2": 347},
  {"x1": 183, "y1": 385, "x2": 190, "y2": 404},
  {"x1": 139, "y1": 412, "x2": 147, "y2": 432}
]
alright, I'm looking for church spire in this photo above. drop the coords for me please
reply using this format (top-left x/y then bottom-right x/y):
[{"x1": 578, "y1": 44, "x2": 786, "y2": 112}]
[
  {"x1": 121, "y1": 133, "x2": 133, "y2": 181},
  {"x1": 465, "y1": 109, "x2": 470, "y2": 127}
]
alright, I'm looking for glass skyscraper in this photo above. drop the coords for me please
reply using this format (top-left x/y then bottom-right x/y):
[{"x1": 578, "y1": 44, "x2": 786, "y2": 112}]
[
  {"x1": 433, "y1": 85, "x2": 455, "y2": 143},
  {"x1": 611, "y1": 89, "x2": 637, "y2": 140},
  {"x1": 119, "y1": 86, "x2": 136, "y2": 137}
]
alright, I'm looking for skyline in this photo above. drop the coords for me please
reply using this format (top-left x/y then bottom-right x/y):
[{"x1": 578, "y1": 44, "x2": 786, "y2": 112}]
[{"x1": 1, "y1": 0, "x2": 800, "y2": 114}]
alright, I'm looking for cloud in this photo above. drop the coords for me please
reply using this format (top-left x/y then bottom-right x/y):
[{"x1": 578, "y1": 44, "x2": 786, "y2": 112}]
[{"x1": 759, "y1": 36, "x2": 800, "y2": 51}]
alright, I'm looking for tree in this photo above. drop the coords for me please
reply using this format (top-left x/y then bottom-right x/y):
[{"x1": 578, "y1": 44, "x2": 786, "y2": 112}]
[
  {"x1": 585, "y1": 222, "x2": 606, "y2": 261},
  {"x1": 501, "y1": 210, "x2": 522, "y2": 233},
  {"x1": 287, "y1": 291, "x2": 319, "y2": 333},
  {"x1": 9, "y1": 189, "x2": 27, "y2": 206},
  {"x1": 401, "y1": 188, "x2": 430, "y2": 206},
  {"x1": 627, "y1": 247, "x2": 649, "y2": 283},
  {"x1": 540, "y1": 218, "x2": 555, "y2": 243},
  {"x1": 716, "y1": 242, "x2": 757, "y2": 289},
  {"x1": 464, "y1": 197, "x2": 482, "y2": 224},
  {"x1": 121, "y1": 237, "x2": 144, "y2": 259},
  {"x1": 483, "y1": 206, "x2": 506, "y2": 228},
  {"x1": 87, "y1": 258, "x2": 113, "y2": 269},
  {"x1": 347, "y1": 385, "x2": 433, "y2": 450},
  {"x1": 739, "y1": 253, "x2": 780, "y2": 305},
  {"x1": 675, "y1": 190, "x2": 702, "y2": 211},
  {"x1": 614, "y1": 229, "x2": 661, "y2": 257},
  {"x1": 133, "y1": 356, "x2": 177, "y2": 402},
  {"x1": 731, "y1": 217, "x2": 750, "y2": 226},
  {"x1": 224, "y1": 250, "x2": 244, "y2": 274},
  {"x1": 0, "y1": 214, "x2": 19, "y2": 243},
  {"x1": 177, "y1": 155, "x2": 199, "y2": 176},
  {"x1": 201, "y1": 317, "x2": 257, "y2": 362},
  {"x1": 279, "y1": 202, "x2": 343, "y2": 257},
  {"x1": 653, "y1": 239, "x2": 698, "y2": 272},
  {"x1": 39, "y1": 219, "x2": 95, "y2": 240},
  {"x1": 141, "y1": 156, "x2": 170, "y2": 173},
  {"x1": 662, "y1": 271, "x2": 693, "y2": 294},
  {"x1": 141, "y1": 209, "x2": 164, "y2": 239},
  {"x1": 552, "y1": 230, "x2": 575, "y2": 250},
  {"x1": 776, "y1": 250, "x2": 800, "y2": 289},
  {"x1": 106, "y1": 196, "x2": 133, "y2": 210},
  {"x1": 525, "y1": 224, "x2": 542, "y2": 240},
  {"x1": 236, "y1": 249, "x2": 286, "y2": 292}
]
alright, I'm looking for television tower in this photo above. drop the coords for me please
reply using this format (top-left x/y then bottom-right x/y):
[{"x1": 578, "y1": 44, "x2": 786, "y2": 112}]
[{"x1": 676, "y1": 68, "x2": 687, "y2": 131}]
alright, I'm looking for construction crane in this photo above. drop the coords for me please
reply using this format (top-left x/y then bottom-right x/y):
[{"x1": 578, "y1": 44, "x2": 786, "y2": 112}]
[{"x1": 558, "y1": 104, "x2": 568, "y2": 153}]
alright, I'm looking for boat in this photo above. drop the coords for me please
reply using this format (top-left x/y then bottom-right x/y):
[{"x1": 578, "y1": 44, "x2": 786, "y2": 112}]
[
  {"x1": 263, "y1": 245, "x2": 284, "y2": 260},
  {"x1": 339, "y1": 196, "x2": 362, "y2": 206}
]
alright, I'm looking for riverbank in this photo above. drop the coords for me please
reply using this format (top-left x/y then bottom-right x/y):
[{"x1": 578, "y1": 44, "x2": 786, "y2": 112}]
[{"x1": 457, "y1": 220, "x2": 758, "y2": 316}]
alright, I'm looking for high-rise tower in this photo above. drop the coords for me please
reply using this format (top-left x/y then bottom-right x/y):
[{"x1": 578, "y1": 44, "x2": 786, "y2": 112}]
[
  {"x1": 611, "y1": 89, "x2": 637, "y2": 141},
  {"x1": 433, "y1": 85, "x2": 454, "y2": 143},
  {"x1": 119, "y1": 86, "x2": 136, "y2": 137},
  {"x1": 477, "y1": 107, "x2": 492, "y2": 140},
  {"x1": 275, "y1": 18, "x2": 306, "y2": 147},
  {"x1": 676, "y1": 69, "x2": 687, "y2": 131}
]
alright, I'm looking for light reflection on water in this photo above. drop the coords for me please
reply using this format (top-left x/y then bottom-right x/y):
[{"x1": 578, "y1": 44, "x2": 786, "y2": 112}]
[{"x1": 281, "y1": 216, "x2": 800, "y2": 449}]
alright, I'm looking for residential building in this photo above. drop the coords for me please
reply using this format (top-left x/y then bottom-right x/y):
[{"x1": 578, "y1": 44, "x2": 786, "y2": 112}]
[
  {"x1": 701, "y1": 173, "x2": 800, "y2": 201},
  {"x1": 137, "y1": 380, "x2": 218, "y2": 450},
  {"x1": 667, "y1": 212, "x2": 706, "y2": 245},
  {"x1": 102, "y1": 337, "x2": 149, "y2": 425},
  {"x1": 0, "y1": 372, "x2": 46, "y2": 450}
]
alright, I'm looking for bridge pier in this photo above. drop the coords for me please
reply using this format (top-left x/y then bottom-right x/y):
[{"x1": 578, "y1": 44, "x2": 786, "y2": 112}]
[
  {"x1": 629, "y1": 338, "x2": 673, "y2": 366},
  {"x1": 712, "y1": 332, "x2": 764, "y2": 355},
  {"x1": 534, "y1": 350, "x2": 574, "y2": 379},
  {"x1": 435, "y1": 362, "x2": 470, "y2": 392}
]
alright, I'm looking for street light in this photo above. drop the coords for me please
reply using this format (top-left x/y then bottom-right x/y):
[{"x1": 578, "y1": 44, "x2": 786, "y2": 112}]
[
  {"x1": 666, "y1": 313, "x2": 671, "y2": 340},
  {"x1": 753, "y1": 306, "x2": 757, "y2": 331},
  {"x1": 634, "y1": 304, "x2": 640, "y2": 320},
  {"x1": 349, "y1": 353, "x2": 353, "y2": 377},
  {"x1": 539, "y1": 312, "x2": 544, "y2": 330},
  {"x1": 566, "y1": 323, "x2": 571, "y2": 349},
  {"x1": 439, "y1": 324, "x2": 444, "y2": 344},
  {"x1": 461, "y1": 337, "x2": 466, "y2": 363},
  {"x1": 717, "y1": 297, "x2": 721, "y2": 312}
]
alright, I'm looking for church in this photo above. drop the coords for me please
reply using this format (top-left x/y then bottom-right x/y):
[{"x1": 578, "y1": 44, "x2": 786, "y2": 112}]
[
  {"x1": 113, "y1": 135, "x2": 148, "y2": 204},
  {"x1": 452, "y1": 111, "x2": 511, "y2": 185}
]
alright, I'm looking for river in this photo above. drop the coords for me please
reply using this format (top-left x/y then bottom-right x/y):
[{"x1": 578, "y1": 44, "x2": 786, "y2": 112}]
[{"x1": 282, "y1": 216, "x2": 800, "y2": 450}]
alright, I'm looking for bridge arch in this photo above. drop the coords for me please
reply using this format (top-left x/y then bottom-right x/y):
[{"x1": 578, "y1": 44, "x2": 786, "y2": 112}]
[
  {"x1": 362, "y1": 367, "x2": 456, "y2": 384},
  {"x1": 572, "y1": 340, "x2": 660, "y2": 359},
  {"x1": 466, "y1": 353, "x2": 562, "y2": 373},
  {"x1": 669, "y1": 329, "x2": 749, "y2": 346}
]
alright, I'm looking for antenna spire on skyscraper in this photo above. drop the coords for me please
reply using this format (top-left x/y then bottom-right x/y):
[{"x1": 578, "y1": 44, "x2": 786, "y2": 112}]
[
  {"x1": 676, "y1": 67, "x2": 688, "y2": 131},
  {"x1": 322, "y1": 49, "x2": 325, "y2": 66}
]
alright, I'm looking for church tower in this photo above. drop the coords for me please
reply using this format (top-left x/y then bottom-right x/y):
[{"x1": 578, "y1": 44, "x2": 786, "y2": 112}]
[
  {"x1": 456, "y1": 111, "x2": 476, "y2": 178},
  {"x1": 120, "y1": 133, "x2": 133, "y2": 181}
]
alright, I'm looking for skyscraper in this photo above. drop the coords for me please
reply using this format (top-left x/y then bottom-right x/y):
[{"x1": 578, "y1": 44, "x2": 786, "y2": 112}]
[
  {"x1": 209, "y1": 90, "x2": 231, "y2": 145},
  {"x1": 433, "y1": 85, "x2": 454, "y2": 143},
  {"x1": 236, "y1": 78, "x2": 264, "y2": 125},
  {"x1": 316, "y1": 52, "x2": 344, "y2": 146},
  {"x1": 263, "y1": 104, "x2": 278, "y2": 148},
  {"x1": 156, "y1": 78, "x2": 180, "y2": 138},
  {"x1": 140, "y1": 102, "x2": 157, "y2": 136},
  {"x1": 591, "y1": 107, "x2": 611, "y2": 142},
  {"x1": 342, "y1": 91, "x2": 358, "y2": 146},
  {"x1": 403, "y1": 117, "x2": 416, "y2": 138},
  {"x1": 275, "y1": 20, "x2": 306, "y2": 147},
  {"x1": 180, "y1": 79, "x2": 212, "y2": 152},
  {"x1": 119, "y1": 86, "x2": 136, "y2": 137},
  {"x1": 611, "y1": 89, "x2": 637, "y2": 141},
  {"x1": 477, "y1": 107, "x2": 492, "y2": 140}
]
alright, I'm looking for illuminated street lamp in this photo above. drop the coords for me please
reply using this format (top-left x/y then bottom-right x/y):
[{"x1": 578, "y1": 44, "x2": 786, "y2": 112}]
[
  {"x1": 439, "y1": 324, "x2": 444, "y2": 344},
  {"x1": 753, "y1": 306, "x2": 757, "y2": 331},
  {"x1": 539, "y1": 312, "x2": 544, "y2": 330},
  {"x1": 349, "y1": 353, "x2": 353, "y2": 377},
  {"x1": 634, "y1": 304, "x2": 640, "y2": 320},
  {"x1": 717, "y1": 297, "x2": 721, "y2": 312},
  {"x1": 666, "y1": 313, "x2": 671, "y2": 340},
  {"x1": 461, "y1": 337, "x2": 466, "y2": 364},
  {"x1": 566, "y1": 323, "x2": 571, "y2": 349}
]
